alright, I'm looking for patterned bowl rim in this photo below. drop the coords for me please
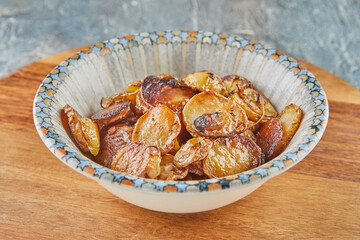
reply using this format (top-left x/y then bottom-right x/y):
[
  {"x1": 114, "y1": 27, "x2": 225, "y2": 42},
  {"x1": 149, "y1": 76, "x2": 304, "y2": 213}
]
[{"x1": 33, "y1": 30, "x2": 329, "y2": 193}]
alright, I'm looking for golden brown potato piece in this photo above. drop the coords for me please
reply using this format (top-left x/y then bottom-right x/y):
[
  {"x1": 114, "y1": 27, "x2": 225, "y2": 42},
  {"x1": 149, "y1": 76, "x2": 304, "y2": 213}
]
[
  {"x1": 270, "y1": 104, "x2": 303, "y2": 158},
  {"x1": 183, "y1": 91, "x2": 248, "y2": 137},
  {"x1": 91, "y1": 101, "x2": 133, "y2": 126},
  {"x1": 62, "y1": 105, "x2": 100, "y2": 156},
  {"x1": 158, "y1": 154, "x2": 189, "y2": 180},
  {"x1": 255, "y1": 118, "x2": 283, "y2": 162},
  {"x1": 95, "y1": 124, "x2": 133, "y2": 168},
  {"x1": 100, "y1": 91, "x2": 138, "y2": 109},
  {"x1": 182, "y1": 71, "x2": 227, "y2": 95},
  {"x1": 140, "y1": 75, "x2": 196, "y2": 113},
  {"x1": 189, "y1": 160, "x2": 205, "y2": 176},
  {"x1": 111, "y1": 142, "x2": 161, "y2": 178},
  {"x1": 240, "y1": 129, "x2": 256, "y2": 142},
  {"x1": 222, "y1": 75, "x2": 252, "y2": 95},
  {"x1": 132, "y1": 105, "x2": 181, "y2": 154},
  {"x1": 231, "y1": 88, "x2": 277, "y2": 123},
  {"x1": 203, "y1": 135, "x2": 261, "y2": 178},
  {"x1": 173, "y1": 137, "x2": 212, "y2": 168},
  {"x1": 124, "y1": 80, "x2": 142, "y2": 93}
]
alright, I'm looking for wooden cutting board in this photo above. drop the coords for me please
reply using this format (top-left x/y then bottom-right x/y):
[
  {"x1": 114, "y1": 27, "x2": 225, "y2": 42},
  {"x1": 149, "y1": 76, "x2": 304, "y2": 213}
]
[{"x1": 1, "y1": 47, "x2": 359, "y2": 239}]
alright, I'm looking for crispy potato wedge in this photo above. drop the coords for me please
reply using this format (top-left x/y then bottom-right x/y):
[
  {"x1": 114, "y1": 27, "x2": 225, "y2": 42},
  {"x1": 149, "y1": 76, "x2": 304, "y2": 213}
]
[
  {"x1": 132, "y1": 105, "x2": 181, "y2": 154},
  {"x1": 182, "y1": 71, "x2": 227, "y2": 95},
  {"x1": 173, "y1": 137, "x2": 212, "y2": 168},
  {"x1": 95, "y1": 124, "x2": 133, "y2": 168},
  {"x1": 183, "y1": 91, "x2": 248, "y2": 137},
  {"x1": 158, "y1": 154, "x2": 189, "y2": 180},
  {"x1": 111, "y1": 142, "x2": 161, "y2": 178},
  {"x1": 62, "y1": 105, "x2": 100, "y2": 156},
  {"x1": 140, "y1": 75, "x2": 196, "y2": 113},
  {"x1": 203, "y1": 135, "x2": 261, "y2": 178},
  {"x1": 91, "y1": 101, "x2": 133, "y2": 126},
  {"x1": 222, "y1": 75, "x2": 252, "y2": 95},
  {"x1": 255, "y1": 118, "x2": 283, "y2": 162},
  {"x1": 270, "y1": 104, "x2": 303, "y2": 158},
  {"x1": 231, "y1": 88, "x2": 277, "y2": 123}
]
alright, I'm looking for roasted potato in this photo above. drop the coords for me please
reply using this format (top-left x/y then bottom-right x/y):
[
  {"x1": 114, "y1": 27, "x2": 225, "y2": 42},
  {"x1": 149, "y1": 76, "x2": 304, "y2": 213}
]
[
  {"x1": 270, "y1": 104, "x2": 303, "y2": 158},
  {"x1": 173, "y1": 137, "x2": 212, "y2": 168},
  {"x1": 231, "y1": 88, "x2": 277, "y2": 123},
  {"x1": 255, "y1": 118, "x2": 283, "y2": 162},
  {"x1": 111, "y1": 142, "x2": 161, "y2": 178},
  {"x1": 62, "y1": 105, "x2": 100, "y2": 156},
  {"x1": 100, "y1": 91, "x2": 138, "y2": 110},
  {"x1": 203, "y1": 135, "x2": 261, "y2": 178},
  {"x1": 132, "y1": 105, "x2": 181, "y2": 154},
  {"x1": 158, "y1": 154, "x2": 189, "y2": 181},
  {"x1": 140, "y1": 75, "x2": 196, "y2": 113},
  {"x1": 91, "y1": 101, "x2": 133, "y2": 126},
  {"x1": 182, "y1": 91, "x2": 248, "y2": 137},
  {"x1": 222, "y1": 75, "x2": 252, "y2": 95},
  {"x1": 95, "y1": 124, "x2": 133, "y2": 168},
  {"x1": 182, "y1": 71, "x2": 227, "y2": 96},
  {"x1": 189, "y1": 160, "x2": 205, "y2": 176},
  {"x1": 240, "y1": 129, "x2": 256, "y2": 142},
  {"x1": 124, "y1": 80, "x2": 142, "y2": 93}
]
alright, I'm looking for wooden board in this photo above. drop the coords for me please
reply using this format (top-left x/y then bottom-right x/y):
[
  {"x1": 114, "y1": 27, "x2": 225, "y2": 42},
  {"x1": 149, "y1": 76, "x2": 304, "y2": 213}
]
[{"x1": 1, "y1": 47, "x2": 359, "y2": 239}]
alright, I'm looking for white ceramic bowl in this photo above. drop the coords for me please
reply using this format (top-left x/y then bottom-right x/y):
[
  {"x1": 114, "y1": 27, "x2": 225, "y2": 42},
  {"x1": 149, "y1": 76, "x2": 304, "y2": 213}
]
[{"x1": 33, "y1": 31, "x2": 329, "y2": 213}]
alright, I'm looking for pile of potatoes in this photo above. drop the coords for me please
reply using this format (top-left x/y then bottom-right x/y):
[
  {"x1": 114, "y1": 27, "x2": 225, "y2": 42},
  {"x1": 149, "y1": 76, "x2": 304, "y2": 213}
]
[{"x1": 62, "y1": 72, "x2": 302, "y2": 180}]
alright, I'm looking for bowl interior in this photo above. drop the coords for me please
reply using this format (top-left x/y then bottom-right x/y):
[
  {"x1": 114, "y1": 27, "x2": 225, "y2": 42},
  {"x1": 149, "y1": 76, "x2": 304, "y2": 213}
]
[{"x1": 33, "y1": 31, "x2": 328, "y2": 193}]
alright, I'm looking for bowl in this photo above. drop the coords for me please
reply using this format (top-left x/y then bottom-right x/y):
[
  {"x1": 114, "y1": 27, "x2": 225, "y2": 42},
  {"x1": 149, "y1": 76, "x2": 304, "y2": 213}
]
[{"x1": 33, "y1": 30, "x2": 329, "y2": 213}]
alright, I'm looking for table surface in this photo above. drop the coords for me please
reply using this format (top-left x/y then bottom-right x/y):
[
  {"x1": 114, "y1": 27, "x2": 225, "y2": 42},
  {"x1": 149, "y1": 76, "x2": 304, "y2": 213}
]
[{"x1": 1, "y1": 47, "x2": 360, "y2": 239}]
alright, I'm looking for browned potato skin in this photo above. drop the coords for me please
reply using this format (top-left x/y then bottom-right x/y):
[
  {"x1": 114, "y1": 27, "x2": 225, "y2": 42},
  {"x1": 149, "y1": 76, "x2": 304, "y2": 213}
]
[
  {"x1": 182, "y1": 91, "x2": 248, "y2": 137},
  {"x1": 95, "y1": 124, "x2": 133, "y2": 168},
  {"x1": 222, "y1": 75, "x2": 252, "y2": 95},
  {"x1": 62, "y1": 104, "x2": 100, "y2": 156},
  {"x1": 173, "y1": 137, "x2": 212, "y2": 168},
  {"x1": 111, "y1": 142, "x2": 161, "y2": 178},
  {"x1": 189, "y1": 160, "x2": 205, "y2": 176},
  {"x1": 132, "y1": 105, "x2": 181, "y2": 154},
  {"x1": 140, "y1": 75, "x2": 196, "y2": 113},
  {"x1": 91, "y1": 101, "x2": 133, "y2": 126},
  {"x1": 158, "y1": 154, "x2": 189, "y2": 181},
  {"x1": 269, "y1": 104, "x2": 303, "y2": 159},
  {"x1": 255, "y1": 118, "x2": 283, "y2": 162},
  {"x1": 203, "y1": 135, "x2": 261, "y2": 178},
  {"x1": 231, "y1": 88, "x2": 277, "y2": 123},
  {"x1": 182, "y1": 71, "x2": 227, "y2": 96}
]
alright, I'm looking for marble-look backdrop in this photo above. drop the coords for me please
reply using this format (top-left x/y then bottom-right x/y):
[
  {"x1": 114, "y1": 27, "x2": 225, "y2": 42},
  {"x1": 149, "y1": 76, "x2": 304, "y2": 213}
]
[{"x1": 0, "y1": 0, "x2": 359, "y2": 88}]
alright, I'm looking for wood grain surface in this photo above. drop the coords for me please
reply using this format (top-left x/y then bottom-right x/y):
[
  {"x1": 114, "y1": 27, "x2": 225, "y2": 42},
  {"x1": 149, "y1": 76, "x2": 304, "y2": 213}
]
[{"x1": 1, "y1": 48, "x2": 359, "y2": 240}]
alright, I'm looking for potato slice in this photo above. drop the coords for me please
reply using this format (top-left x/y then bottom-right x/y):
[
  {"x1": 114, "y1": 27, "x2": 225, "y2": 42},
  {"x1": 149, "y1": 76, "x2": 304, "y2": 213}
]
[
  {"x1": 158, "y1": 154, "x2": 189, "y2": 180},
  {"x1": 62, "y1": 105, "x2": 100, "y2": 156},
  {"x1": 173, "y1": 137, "x2": 212, "y2": 168},
  {"x1": 231, "y1": 88, "x2": 277, "y2": 123},
  {"x1": 203, "y1": 135, "x2": 261, "y2": 178},
  {"x1": 222, "y1": 75, "x2": 252, "y2": 95},
  {"x1": 182, "y1": 71, "x2": 227, "y2": 95},
  {"x1": 100, "y1": 91, "x2": 138, "y2": 109},
  {"x1": 91, "y1": 101, "x2": 132, "y2": 126},
  {"x1": 270, "y1": 104, "x2": 303, "y2": 158},
  {"x1": 255, "y1": 118, "x2": 283, "y2": 162},
  {"x1": 111, "y1": 142, "x2": 161, "y2": 178},
  {"x1": 189, "y1": 160, "x2": 205, "y2": 176},
  {"x1": 140, "y1": 75, "x2": 196, "y2": 113},
  {"x1": 124, "y1": 80, "x2": 142, "y2": 93},
  {"x1": 183, "y1": 91, "x2": 248, "y2": 137},
  {"x1": 95, "y1": 124, "x2": 133, "y2": 168},
  {"x1": 132, "y1": 105, "x2": 181, "y2": 154}
]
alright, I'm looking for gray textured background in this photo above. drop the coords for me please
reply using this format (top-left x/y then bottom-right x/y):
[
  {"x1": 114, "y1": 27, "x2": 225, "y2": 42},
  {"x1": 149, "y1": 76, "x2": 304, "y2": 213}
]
[{"x1": 1, "y1": 0, "x2": 359, "y2": 89}]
